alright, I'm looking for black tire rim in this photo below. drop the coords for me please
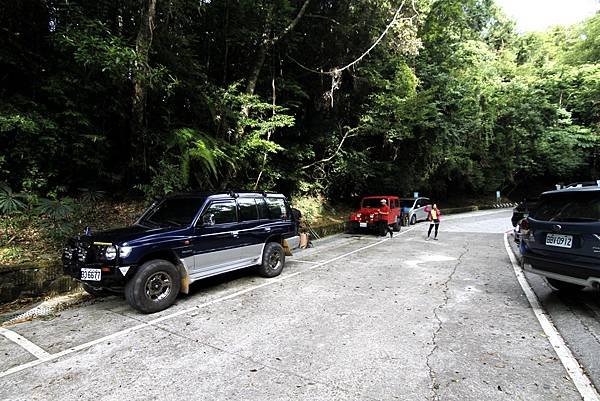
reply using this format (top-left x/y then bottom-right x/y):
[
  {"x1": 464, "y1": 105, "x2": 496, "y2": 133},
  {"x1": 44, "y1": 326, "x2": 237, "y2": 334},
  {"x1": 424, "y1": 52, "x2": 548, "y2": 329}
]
[
  {"x1": 268, "y1": 250, "x2": 282, "y2": 271},
  {"x1": 144, "y1": 272, "x2": 172, "y2": 302}
]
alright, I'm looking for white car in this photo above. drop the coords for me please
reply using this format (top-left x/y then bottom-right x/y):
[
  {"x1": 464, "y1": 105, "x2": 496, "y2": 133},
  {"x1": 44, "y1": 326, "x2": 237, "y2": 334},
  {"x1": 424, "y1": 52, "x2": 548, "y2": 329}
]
[{"x1": 400, "y1": 197, "x2": 431, "y2": 225}]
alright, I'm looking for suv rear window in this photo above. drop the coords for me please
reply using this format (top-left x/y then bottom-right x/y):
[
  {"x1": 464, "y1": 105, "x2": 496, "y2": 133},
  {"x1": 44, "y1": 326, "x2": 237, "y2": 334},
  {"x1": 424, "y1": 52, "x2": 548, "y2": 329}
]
[
  {"x1": 265, "y1": 197, "x2": 288, "y2": 219},
  {"x1": 238, "y1": 198, "x2": 259, "y2": 221},
  {"x1": 533, "y1": 192, "x2": 600, "y2": 222}
]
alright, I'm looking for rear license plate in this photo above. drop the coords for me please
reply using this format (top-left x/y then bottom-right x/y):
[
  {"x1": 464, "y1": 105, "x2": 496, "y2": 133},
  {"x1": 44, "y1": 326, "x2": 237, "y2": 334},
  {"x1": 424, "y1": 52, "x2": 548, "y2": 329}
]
[
  {"x1": 545, "y1": 234, "x2": 573, "y2": 248},
  {"x1": 81, "y1": 268, "x2": 101, "y2": 281},
  {"x1": 359, "y1": 222, "x2": 367, "y2": 228}
]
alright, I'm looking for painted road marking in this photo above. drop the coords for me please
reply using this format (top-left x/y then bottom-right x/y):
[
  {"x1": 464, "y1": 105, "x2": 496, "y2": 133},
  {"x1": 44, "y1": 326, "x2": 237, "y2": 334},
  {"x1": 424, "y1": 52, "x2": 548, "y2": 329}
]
[
  {"x1": 0, "y1": 327, "x2": 50, "y2": 360},
  {"x1": 0, "y1": 226, "x2": 417, "y2": 378},
  {"x1": 404, "y1": 254, "x2": 456, "y2": 267},
  {"x1": 504, "y1": 234, "x2": 600, "y2": 401},
  {"x1": 289, "y1": 259, "x2": 319, "y2": 264}
]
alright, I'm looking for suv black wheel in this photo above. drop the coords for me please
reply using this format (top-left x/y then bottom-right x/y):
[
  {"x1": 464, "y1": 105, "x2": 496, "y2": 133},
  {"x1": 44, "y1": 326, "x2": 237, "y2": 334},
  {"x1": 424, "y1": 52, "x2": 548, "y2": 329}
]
[
  {"x1": 125, "y1": 259, "x2": 181, "y2": 313},
  {"x1": 82, "y1": 282, "x2": 112, "y2": 297},
  {"x1": 257, "y1": 242, "x2": 285, "y2": 278},
  {"x1": 546, "y1": 278, "x2": 585, "y2": 293},
  {"x1": 393, "y1": 218, "x2": 401, "y2": 232}
]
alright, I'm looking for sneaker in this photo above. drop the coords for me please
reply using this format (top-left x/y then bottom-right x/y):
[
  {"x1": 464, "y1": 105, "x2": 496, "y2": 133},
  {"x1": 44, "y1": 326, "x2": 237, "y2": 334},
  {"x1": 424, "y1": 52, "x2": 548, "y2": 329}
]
[
  {"x1": 389, "y1": 231, "x2": 393, "y2": 238},
  {"x1": 434, "y1": 237, "x2": 438, "y2": 241},
  {"x1": 425, "y1": 237, "x2": 430, "y2": 241}
]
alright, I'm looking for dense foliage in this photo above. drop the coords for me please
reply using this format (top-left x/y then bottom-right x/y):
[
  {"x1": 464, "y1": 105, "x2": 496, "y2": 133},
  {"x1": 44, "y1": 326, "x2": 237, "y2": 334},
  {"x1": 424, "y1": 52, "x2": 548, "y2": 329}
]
[{"x1": 1, "y1": 0, "x2": 598, "y2": 205}]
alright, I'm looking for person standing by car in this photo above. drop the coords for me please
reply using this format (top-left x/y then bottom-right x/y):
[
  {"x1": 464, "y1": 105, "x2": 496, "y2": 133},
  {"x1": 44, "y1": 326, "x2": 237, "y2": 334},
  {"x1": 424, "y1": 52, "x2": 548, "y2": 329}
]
[
  {"x1": 378, "y1": 199, "x2": 393, "y2": 238},
  {"x1": 425, "y1": 203, "x2": 441, "y2": 240}
]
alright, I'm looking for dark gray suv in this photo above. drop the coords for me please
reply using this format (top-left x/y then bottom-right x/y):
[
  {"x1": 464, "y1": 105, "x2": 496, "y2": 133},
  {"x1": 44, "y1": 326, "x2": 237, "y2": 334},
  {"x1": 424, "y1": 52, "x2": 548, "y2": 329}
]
[
  {"x1": 522, "y1": 186, "x2": 600, "y2": 292},
  {"x1": 63, "y1": 192, "x2": 299, "y2": 313}
]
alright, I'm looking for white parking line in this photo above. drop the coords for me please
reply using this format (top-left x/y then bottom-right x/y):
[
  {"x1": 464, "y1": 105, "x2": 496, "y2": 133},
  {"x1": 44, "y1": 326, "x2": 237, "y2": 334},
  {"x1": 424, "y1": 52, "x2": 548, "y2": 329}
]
[
  {"x1": 504, "y1": 234, "x2": 600, "y2": 401},
  {"x1": 0, "y1": 225, "x2": 417, "y2": 378},
  {"x1": 0, "y1": 327, "x2": 50, "y2": 360}
]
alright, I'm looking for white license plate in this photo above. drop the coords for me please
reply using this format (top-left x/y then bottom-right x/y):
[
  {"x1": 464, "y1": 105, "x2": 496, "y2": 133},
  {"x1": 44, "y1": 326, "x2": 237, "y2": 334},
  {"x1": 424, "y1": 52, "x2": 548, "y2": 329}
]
[
  {"x1": 359, "y1": 222, "x2": 367, "y2": 228},
  {"x1": 545, "y1": 234, "x2": 573, "y2": 248},
  {"x1": 81, "y1": 268, "x2": 101, "y2": 281}
]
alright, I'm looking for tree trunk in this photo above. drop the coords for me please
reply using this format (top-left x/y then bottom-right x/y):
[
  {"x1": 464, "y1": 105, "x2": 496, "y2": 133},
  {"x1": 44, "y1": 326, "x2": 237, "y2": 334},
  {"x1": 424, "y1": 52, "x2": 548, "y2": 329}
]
[
  {"x1": 131, "y1": 0, "x2": 158, "y2": 174},
  {"x1": 244, "y1": 0, "x2": 311, "y2": 96},
  {"x1": 245, "y1": 37, "x2": 269, "y2": 95}
]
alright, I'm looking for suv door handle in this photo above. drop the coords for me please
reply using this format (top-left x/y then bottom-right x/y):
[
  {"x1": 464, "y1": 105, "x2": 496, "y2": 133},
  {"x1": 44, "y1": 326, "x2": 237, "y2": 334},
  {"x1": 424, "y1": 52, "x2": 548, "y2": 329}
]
[{"x1": 232, "y1": 231, "x2": 239, "y2": 238}]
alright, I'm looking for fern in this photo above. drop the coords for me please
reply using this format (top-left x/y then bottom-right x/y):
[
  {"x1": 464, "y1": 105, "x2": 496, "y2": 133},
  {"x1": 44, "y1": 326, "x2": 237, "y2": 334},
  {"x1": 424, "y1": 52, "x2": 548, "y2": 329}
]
[{"x1": 0, "y1": 183, "x2": 27, "y2": 215}]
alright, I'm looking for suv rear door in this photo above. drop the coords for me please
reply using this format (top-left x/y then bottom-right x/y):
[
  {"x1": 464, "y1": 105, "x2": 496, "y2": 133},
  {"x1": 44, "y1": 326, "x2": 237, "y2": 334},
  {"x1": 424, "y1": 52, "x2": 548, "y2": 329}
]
[{"x1": 235, "y1": 197, "x2": 268, "y2": 266}]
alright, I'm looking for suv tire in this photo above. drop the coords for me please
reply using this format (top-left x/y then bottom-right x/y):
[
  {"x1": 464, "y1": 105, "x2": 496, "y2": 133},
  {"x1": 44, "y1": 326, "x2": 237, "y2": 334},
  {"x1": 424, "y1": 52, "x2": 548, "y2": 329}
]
[
  {"x1": 410, "y1": 214, "x2": 417, "y2": 225},
  {"x1": 257, "y1": 242, "x2": 285, "y2": 278},
  {"x1": 393, "y1": 218, "x2": 401, "y2": 232},
  {"x1": 82, "y1": 282, "x2": 112, "y2": 298},
  {"x1": 125, "y1": 259, "x2": 181, "y2": 313},
  {"x1": 546, "y1": 277, "x2": 584, "y2": 293}
]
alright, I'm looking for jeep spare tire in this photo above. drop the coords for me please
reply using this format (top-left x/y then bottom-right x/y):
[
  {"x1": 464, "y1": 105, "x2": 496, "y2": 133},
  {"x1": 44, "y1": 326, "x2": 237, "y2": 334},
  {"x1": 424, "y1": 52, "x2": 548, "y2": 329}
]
[
  {"x1": 257, "y1": 242, "x2": 285, "y2": 278},
  {"x1": 125, "y1": 259, "x2": 181, "y2": 313}
]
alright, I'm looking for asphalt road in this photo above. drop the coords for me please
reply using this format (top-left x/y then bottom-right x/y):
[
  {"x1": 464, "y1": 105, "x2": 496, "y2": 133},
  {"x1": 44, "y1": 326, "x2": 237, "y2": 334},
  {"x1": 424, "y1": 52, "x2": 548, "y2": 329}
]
[{"x1": 0, "y1": 209, "x2": 598, "y2": 400}]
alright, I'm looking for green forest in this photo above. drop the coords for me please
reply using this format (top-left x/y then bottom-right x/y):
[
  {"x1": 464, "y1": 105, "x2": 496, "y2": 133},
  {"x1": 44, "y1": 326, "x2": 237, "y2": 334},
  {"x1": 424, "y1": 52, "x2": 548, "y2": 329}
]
[{"x1": 1, "y1": 0, "x2": 599, "y2": 214}]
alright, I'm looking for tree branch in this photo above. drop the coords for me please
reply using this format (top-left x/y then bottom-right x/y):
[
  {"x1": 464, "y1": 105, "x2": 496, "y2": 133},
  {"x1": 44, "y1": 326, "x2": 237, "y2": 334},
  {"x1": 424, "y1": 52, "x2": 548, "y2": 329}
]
[
  {"x1": 301, "y1": 126, "x2": 358, "y2": 170},
  {"x1": 272, "y1": 0, "x2": 312, "y2": 44}
]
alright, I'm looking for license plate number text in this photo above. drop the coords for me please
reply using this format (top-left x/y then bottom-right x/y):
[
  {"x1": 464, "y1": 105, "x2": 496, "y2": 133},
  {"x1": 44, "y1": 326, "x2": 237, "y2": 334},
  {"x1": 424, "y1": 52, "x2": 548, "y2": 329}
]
[
  {"x1": 81, "y1": 268, "x2": 101, "y2": 281},
  {"x1": 545, "y1": 234, "x2": 573, "y2": 248}
]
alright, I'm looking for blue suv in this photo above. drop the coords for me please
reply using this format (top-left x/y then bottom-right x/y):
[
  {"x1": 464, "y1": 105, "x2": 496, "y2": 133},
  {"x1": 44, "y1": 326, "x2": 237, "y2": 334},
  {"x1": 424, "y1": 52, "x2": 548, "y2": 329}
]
[
  {"x1": 522, "y1": 185, "x2": 600, "y2": 292},
  {"x1": 63, "y1": 192, "x2": 298, "y2": 313}
]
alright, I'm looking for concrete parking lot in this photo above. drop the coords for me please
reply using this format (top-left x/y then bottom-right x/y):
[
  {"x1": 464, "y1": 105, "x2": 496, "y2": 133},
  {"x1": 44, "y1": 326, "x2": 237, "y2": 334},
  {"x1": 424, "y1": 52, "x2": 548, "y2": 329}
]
[{"x1": 0, "y1": 209, "x2": 598, "y2": 400}]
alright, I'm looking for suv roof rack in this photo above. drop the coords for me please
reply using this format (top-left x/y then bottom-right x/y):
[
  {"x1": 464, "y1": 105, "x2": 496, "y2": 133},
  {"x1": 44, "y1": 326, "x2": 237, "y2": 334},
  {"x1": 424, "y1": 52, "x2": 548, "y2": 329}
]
[{"x1": 563, "y1": 181, "x2": 600, "y2": 188}]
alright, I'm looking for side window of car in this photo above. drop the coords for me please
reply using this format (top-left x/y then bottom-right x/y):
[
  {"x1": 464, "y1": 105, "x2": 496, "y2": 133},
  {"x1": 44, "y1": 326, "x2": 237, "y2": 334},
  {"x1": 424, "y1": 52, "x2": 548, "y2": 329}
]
[
  {"x1": 255, "y1": 198, "x2": 270, "y2": 220},
  {"x1": 265, "y1": 197, "x2": 288, "y2": 220},
  {"x1": 202, "y1": 200, "x2": 237, "y2": 225},
  {"x1": 238, "y1": 198, "x2": 259, "y2": 222}
]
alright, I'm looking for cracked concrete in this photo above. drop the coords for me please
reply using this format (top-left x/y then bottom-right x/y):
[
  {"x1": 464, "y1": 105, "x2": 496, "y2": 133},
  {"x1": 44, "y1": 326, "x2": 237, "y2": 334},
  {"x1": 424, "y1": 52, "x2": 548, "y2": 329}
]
[
  {"x1": 0, "y1": 210, "x2": 590, "y2": 400},
  {"x1": 426, "y1": 244, "x2": 469, "y2": 401}
]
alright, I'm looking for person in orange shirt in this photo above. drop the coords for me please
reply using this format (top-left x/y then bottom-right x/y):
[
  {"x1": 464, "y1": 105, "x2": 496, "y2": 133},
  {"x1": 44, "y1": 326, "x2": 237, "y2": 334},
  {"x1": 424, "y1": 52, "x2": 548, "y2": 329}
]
[
  {"x1": 425, "y1": 203, "x2": 441, "y2": 240},
  {"x1": 378, "y1": 199, "x2": 393, "y2": 238}
]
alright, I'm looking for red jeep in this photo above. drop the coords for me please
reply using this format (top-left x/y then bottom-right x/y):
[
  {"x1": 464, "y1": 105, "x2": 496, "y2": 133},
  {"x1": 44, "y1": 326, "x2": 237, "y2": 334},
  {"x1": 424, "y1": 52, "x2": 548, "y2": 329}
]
[{"x1": 348, "y1": 196, "x2": 402, "y2": 235}]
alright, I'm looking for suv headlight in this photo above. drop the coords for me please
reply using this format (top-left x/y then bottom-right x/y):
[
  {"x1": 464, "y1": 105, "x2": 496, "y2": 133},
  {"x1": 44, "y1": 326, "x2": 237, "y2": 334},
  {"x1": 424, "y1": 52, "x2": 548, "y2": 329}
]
[
  {"x1": 119, "y1": 246, "x2": 132, "y2": 258},
  {"x1": 105, "y1": 246, "x2": 117, "y2": 260}
]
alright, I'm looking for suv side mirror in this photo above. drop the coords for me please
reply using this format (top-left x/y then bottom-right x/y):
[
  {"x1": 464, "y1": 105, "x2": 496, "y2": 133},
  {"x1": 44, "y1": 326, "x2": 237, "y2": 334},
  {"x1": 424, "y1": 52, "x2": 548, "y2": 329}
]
[{"x1": 202, "y1": 213, "x2": 215, "y2": 226}]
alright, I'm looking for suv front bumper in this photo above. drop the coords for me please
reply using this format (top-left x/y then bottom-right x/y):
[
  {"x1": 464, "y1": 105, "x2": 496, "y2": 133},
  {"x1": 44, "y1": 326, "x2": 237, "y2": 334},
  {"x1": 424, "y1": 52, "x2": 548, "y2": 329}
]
[{"x1": 63, "y1": 262, "x2": 128, "y2": 288}]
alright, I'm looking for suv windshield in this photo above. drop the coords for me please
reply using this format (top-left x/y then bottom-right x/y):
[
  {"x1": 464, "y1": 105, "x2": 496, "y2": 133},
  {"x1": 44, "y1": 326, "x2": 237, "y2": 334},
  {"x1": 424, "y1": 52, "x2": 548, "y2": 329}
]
[
  {"x1": 362, "y1": 198, "x2": 386, "y2": 208},
  {"x1": 140, "y1": 197, "x2": 204, "y2": 227},
  {"x1": 533, "y1": 192, "x2": 600, "y2": 222}
]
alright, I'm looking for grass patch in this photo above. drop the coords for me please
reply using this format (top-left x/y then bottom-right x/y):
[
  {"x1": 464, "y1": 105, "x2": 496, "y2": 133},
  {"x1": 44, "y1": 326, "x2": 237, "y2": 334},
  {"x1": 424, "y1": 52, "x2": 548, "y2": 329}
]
[{"x1": 292, "y1": 195, "x2": 351, "y2": 228}]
